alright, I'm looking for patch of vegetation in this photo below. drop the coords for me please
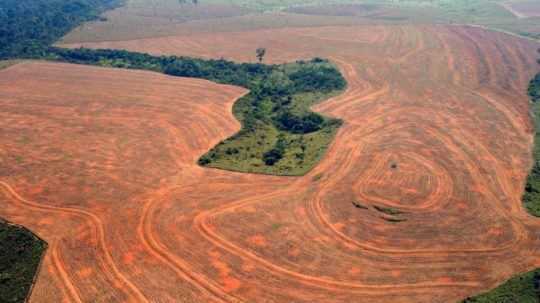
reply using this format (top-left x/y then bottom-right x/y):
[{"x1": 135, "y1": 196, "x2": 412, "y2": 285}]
[
  {"x1": 529, "y1": 72, "x2": 540, "y2": 103},
  {"x1": 270, "y1": 223, "x2": 282, "y2": 231},
  {"x1": 0, "y1": 220, "x2": 47, "y2": 303},
  {"x1": 352, "y1": 201, "x2": 368, "y2": 209},
  {"x1": 46, "y1": 47, "x2": 274, "y2": 86},
  {"x1": 287, "y1": 3, "x2": 381, "y2": 17},
  {"x1": 0, "y1": 0, "x2": 124, "y2": 59},
  {"x1": 192, "y1": 58, "x2": 345, "y2": 175},
  {"x1": 312, "y1": 173, "x2": 323, "y2": 182},
  {"x1": 523, "y1": 72, "x2": 540, "y2": 217},
  {"x1": 373, "y1": 205, "x2": 404, "y2": 216},
  {"x1": 381, "y1": 216, "x2": 407, "y2": 223},
  {"x1": 461, "y1": 268, "x2": 540, "y2": 303},
  {"x1": 0, "y1": 60, "x2": 20, "y2": 70}
]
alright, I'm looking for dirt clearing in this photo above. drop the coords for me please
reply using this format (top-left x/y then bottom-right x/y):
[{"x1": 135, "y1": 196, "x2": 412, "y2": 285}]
[{"x1": 3, "y1": 24, "x2": 540, "y2": 302}]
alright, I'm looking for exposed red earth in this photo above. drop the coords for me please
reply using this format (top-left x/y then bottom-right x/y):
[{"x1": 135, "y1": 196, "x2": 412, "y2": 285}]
[{"x1": 2, "y1": 25, "x2": 540, "y2": 302}]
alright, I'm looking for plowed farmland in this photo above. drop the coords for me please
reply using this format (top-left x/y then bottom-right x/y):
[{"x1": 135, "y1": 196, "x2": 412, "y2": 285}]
[{"x1": 3, "y1": 24, "x2": 540, "y2": 302}]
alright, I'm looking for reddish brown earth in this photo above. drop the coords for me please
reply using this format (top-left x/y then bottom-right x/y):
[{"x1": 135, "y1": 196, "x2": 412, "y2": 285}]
[{"x1": 3, "y1": 25, "x2": 540, "y2": 302}]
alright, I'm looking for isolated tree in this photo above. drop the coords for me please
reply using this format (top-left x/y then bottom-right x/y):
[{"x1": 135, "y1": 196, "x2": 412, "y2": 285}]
[{"x1": 256, "y1": 48, "x2": 266, "y2": 63}]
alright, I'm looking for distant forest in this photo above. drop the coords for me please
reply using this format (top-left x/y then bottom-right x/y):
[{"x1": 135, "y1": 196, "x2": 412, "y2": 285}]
[{"x1": 0, "y1": 0, "x2": 123, "y2": 59}]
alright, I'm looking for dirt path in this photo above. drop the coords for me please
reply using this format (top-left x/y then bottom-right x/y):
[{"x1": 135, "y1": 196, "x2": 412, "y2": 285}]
[{"x1": 499, "y1": 2, "x2": 528, "y2": 19}]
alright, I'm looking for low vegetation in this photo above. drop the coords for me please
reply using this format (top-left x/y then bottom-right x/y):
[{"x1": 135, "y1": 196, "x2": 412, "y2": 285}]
[
  {"x1": 373, "y1": 205, "x2": 407, "y2": 223},
  {"x1": 382, "y1": 217, "x2": 407, "y2": 223},
  {"x1": 0, "y1": 60, "x2": 20, "y2": 70},
  {"x1": 198, "y1": 59, "x2": 345, "y2": 175},
  {"x1": 0, "y1": 221, "x2": 46, "y2": 303},
  {"x1": 373, "y1": 205, "x2": 404, "y2": 216},
  {"x1": 523, "y1": 72, "x2": 540, "y2": 216},
  {"x1": 461, "y1": 268, "x2": 540, "y2": 303},
  {"x1": 352, "y1": 201, "x2": 368, "y2": 209}
]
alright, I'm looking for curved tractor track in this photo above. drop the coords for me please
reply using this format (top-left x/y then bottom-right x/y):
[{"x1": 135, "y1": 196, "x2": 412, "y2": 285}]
[{"x1": 1, "y1": 24, "x2": 540, "y2": 302}]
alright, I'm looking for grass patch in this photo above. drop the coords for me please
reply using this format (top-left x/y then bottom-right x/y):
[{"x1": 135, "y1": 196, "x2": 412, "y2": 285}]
[
  {"x1": 373, "y1": 205, "x2": 404, "y2": 216},
  {"x1": 352, "y1": 201, "x2": 369, "y2": 209},
  {"x1": 0, "y1": 220, "x2": 47, "y2": 303},
  {"x1": 13, "y1": 155, "x2": 23, "y2": 164},
  {"x1": 381, "y1": 216, "x2": 407, "y2": 223},
  {"x1": 270, "y1": 223, "x2": 283, "y2": 231},
  {"x1": 461, "y1": 268, "x2": 540, "y2": 302},
  {"x1": 312, "y1": 173, "x2": 324, "y2": 182}
]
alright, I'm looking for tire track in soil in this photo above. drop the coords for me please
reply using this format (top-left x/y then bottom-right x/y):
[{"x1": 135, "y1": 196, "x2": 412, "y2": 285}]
[{"x1": 0, "y1": 181, "x2": 148, "y2": 303}]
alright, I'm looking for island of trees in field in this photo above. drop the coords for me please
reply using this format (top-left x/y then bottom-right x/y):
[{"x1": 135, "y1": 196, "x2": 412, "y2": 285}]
[
  {"x1": 1, "y1": 0, "x2": 346, "y2": 176},
  {"x1": 47, "y1": 47, "x2": 346, "y2": 175}
]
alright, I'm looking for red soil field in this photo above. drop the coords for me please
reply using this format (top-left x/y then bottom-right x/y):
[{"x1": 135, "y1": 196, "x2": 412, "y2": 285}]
[{"x1": 3, "y1": 25, "x2": 540, "y2": 302}]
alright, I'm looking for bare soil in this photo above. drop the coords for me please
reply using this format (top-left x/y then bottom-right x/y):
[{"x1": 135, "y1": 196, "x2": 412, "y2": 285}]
[{"x1": 2, "y1": 24, "x2": 540, "y2": 302}]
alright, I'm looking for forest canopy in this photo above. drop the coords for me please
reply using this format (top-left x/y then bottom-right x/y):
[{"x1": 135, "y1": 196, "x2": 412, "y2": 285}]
[{"x1": 0, "y1": 0, "x2": 122, "y2": 59}]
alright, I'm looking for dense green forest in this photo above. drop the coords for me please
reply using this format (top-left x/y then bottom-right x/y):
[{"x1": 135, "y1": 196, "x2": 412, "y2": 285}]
[
  {"x1": 0, "y1": 0, "x2": 123, "y2": 59},
  {"x1": 523, "y1": 72, "x2": 540, "y2": 217},
  {"x1": 0, "y1": 221, "x2": 46, "y2": 303}
]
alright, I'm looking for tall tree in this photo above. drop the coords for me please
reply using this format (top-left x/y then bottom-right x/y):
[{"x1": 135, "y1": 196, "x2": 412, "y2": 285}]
[{"x1": 256, "y1": 48, "x2": 266, "y2": 63}]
